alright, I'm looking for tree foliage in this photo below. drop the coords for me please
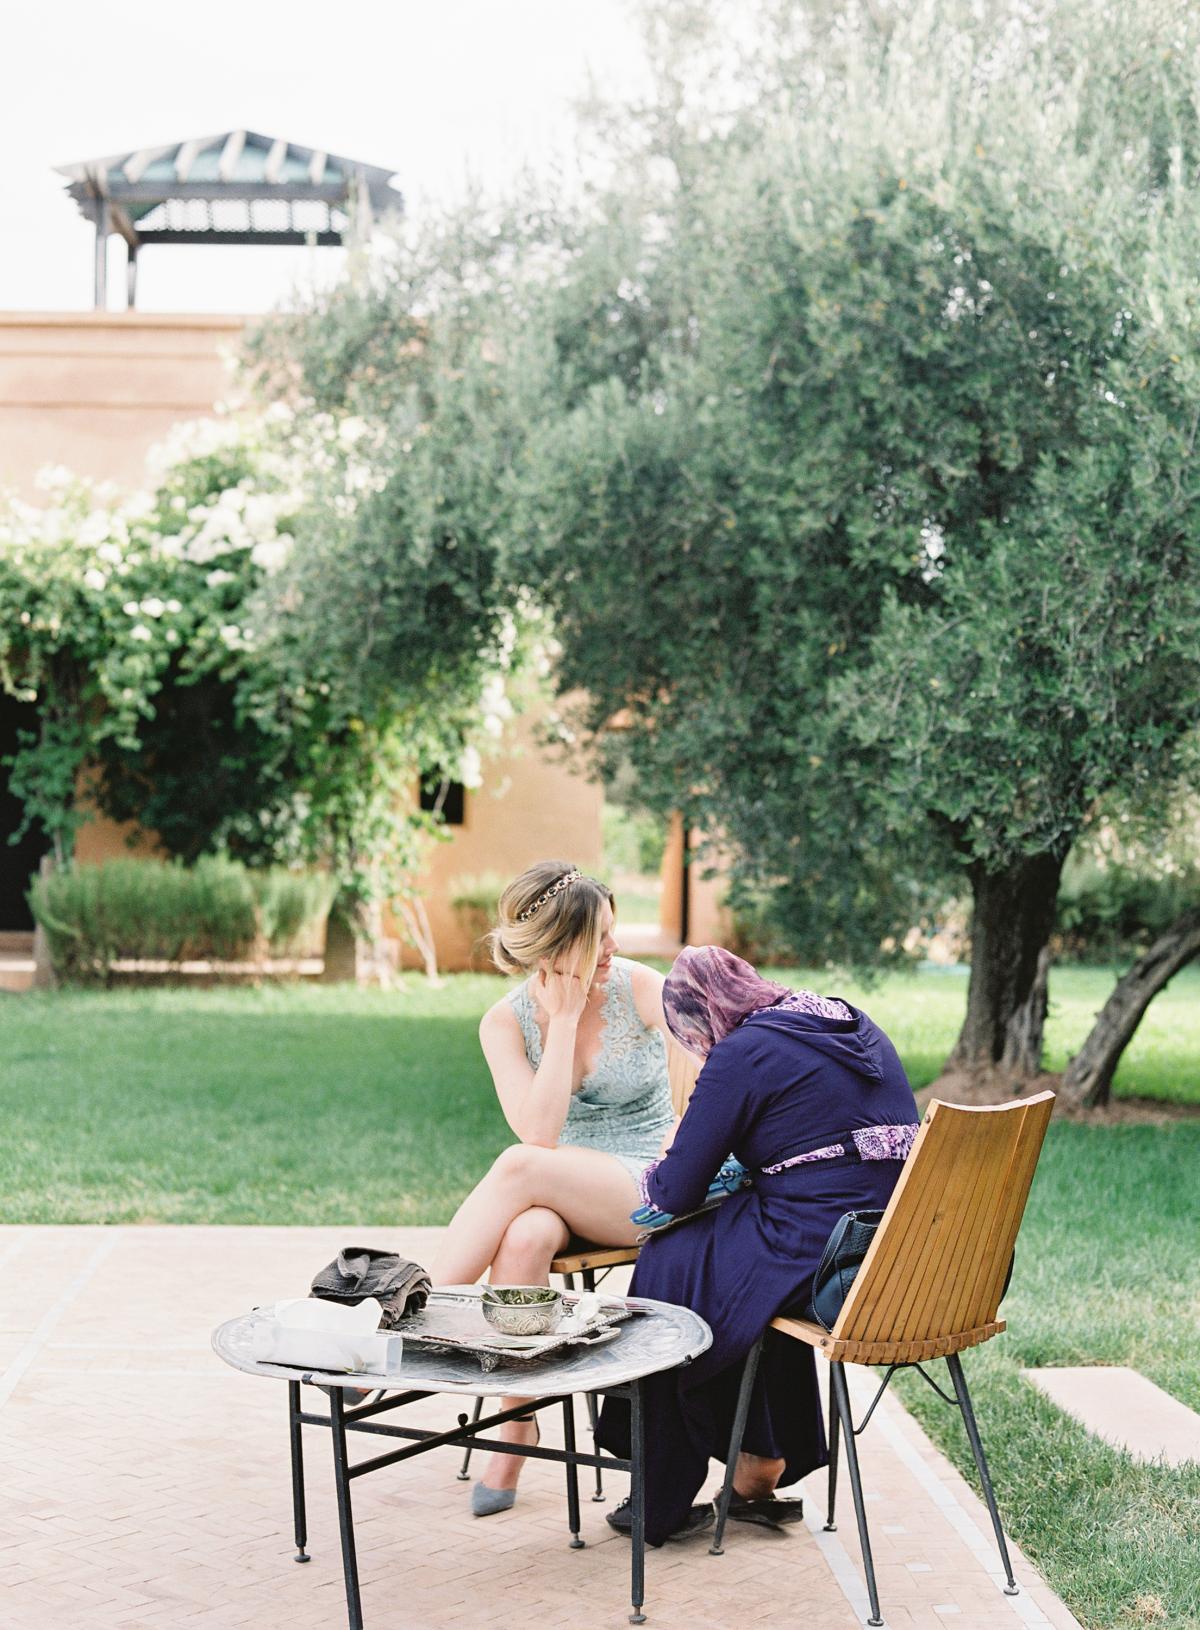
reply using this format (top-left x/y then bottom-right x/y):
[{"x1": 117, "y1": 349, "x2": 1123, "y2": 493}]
[
  {"x1": 504, "y1": 0, "x2": 1200, "y2": 1070},
  {"x1": 243, "y1": 214, "x2": 551, "y2": 732},
  {"x1": 208, "y1": 0, "x2": 1200, "y2": 1072}
]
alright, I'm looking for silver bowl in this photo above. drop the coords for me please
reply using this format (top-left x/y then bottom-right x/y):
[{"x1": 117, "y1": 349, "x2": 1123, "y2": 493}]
[{"x1": 480, "y1": 1286, "x2": 563, "y2": 1336}]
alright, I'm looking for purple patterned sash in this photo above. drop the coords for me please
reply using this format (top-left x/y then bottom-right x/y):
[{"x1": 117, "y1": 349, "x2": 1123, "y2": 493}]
[{"x1": 760, "y1": 1123, "x2": 917, "y2": 1174}]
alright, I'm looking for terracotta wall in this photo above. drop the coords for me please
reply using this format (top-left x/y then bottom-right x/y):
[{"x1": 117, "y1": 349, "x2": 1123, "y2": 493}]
[{"x1": 0, "y1": 312, "x2": 246, "y2": 496}]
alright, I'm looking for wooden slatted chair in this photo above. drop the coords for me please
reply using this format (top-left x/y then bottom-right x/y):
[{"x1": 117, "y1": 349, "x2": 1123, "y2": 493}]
[
  {"x1": 710, "y1": 1091, "x2": 1055, "y2": 1628},
  {"x1": 457, "y1": 1039, "x2": 703, "y2": 1494}
]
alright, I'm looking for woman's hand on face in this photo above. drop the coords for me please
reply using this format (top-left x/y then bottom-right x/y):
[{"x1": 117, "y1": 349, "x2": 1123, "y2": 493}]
[{"x1": 534, "y1": 954, "x2": 590, "y2": 1023}]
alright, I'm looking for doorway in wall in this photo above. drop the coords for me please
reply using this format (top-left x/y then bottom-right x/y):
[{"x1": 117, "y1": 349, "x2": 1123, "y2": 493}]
[
  {"x1": 0, "y1": 695, "x2": 49, "y2": 930},
  {"x1": 600, "y1": 794, "x2": 682, "y2": 957}
]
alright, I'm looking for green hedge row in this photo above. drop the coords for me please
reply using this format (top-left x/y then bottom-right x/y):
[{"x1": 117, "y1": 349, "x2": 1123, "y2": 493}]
[{"x1": 30, "y1": 857, "x2": 334, "y2": 984}]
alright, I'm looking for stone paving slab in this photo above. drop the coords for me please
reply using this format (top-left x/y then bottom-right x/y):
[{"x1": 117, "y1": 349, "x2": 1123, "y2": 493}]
[
  {"x1": 0, "y1": 1226, "x2": 1082, "y2": 1630},
  {"x1": 1022, "y1": 1365, "x2": 1200, "y2": 1468}
]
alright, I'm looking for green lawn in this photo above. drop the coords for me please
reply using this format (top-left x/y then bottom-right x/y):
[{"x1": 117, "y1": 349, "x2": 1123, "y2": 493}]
[
  {"x1": 0, "y1": 965, "x2": 1197, "y2": 1626},
  {"x1": 1, "y1": 963, "x2": 1196, "y2": 1227},
  {"x1": 0, "y1": 979, "x2": 506, "y2": 1226}
]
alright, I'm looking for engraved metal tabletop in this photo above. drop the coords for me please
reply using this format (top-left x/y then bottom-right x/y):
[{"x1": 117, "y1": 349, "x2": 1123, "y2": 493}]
[
  {"x1": 374, "y1": 1287, "x2": 639, "y2": 1370},
  {"x1": 212, "y1": 1296, "x2": 711, "y2": 1397}
]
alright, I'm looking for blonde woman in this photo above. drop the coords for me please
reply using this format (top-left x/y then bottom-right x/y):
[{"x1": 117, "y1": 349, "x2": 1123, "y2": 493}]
[{"x1": 432, "y1": 860, "x2": 675, "y2": 1514}]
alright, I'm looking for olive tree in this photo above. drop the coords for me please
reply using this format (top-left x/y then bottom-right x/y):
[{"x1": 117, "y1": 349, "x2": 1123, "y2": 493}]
[{"x1": 514, "y1": 0, "x2": 1200, "y2": 1078}]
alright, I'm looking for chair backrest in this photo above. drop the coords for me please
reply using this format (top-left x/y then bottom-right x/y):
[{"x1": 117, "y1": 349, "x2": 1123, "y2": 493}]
[
  {"x1": 832, "y1": 1092, "x2": 1054, "y2": 1347},
  {"x1": 667, "y1": 1040, "x2": 702, "y2": 1117}
]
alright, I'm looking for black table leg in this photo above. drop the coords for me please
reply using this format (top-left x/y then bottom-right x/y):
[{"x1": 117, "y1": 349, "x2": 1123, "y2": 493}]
[
  {"x1": 562, "y1": 1397, "x2": 585, "y2": 1548},
  {"x1": 629, "y1": 1378, "x2": 646, "y2": 1625},
  {"x1": 456, "y1": 1392, "x2": 484, "y2": 1480},
  {"x1": 582, "y1": 1268, "x2": 605, "y2": 1501},
  {"x1": 288, "y1": 1380, "x2": 310, "y2": 1563},
  {"x1": 329, "y1": 1389, "x2": 364, "y2": 1630}
]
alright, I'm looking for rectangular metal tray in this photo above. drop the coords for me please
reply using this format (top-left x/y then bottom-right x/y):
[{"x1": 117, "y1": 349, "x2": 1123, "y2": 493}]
[{"x1": 396, "y1": 1288, "x2": 644, "y2": 1367}]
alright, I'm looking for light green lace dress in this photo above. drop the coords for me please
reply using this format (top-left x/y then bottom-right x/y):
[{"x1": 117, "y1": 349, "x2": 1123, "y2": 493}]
[{"x1": 508, "y1": 955, "x2": 675, "y2": 1182}]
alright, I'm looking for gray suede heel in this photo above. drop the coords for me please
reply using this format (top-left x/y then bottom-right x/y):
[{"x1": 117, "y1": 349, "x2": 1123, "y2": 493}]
[
  {"x1": 471, "y1": 1482, "x2": 518, "y2": 1517},
  {"x1": 469, "y1": 1413, "x2": 538, "y2": 1516}
]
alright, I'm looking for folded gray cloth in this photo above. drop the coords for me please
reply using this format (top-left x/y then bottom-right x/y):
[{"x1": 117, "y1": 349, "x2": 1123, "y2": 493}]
[{"x1": 310, "y1": 1246, "x2": 431, "y2": 1329}]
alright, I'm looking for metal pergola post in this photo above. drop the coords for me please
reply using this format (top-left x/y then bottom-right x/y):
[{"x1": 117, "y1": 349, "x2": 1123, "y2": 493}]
[{"x1": 93, "y1": 198, "x2": 109, "y2": 310}]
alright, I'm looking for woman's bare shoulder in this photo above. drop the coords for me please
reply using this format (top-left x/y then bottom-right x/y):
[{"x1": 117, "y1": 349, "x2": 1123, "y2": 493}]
[
  {"x1": 623, "y1": 957, "x2": 666, "y2": 1026},
  {"x1": 623, "y1": 956, "x2": 665, "y2": 992},
  {"x1": 480, "y1": 989, "x2": 521, "y2": 1037}
]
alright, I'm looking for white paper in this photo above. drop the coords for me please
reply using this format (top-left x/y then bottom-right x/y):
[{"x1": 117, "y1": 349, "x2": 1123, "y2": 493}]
[
  {"x1": 270, "y1": 1296, "x2": 384, "y2": 1331},
  {"x1": 571, "y1": 1291, "x2": 602, "y2": 1325},
  {"x1": 251, "y1": 1296, "x2": 401, "y2": 1374}
]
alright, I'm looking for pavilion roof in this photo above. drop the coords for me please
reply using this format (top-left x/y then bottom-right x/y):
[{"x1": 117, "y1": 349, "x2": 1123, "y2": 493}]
[{"x1": 55, "y1": 130, "x2": 401, "y2": 248}]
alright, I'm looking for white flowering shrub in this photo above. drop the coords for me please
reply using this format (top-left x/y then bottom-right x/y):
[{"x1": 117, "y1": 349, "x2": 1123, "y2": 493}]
[
  {"x1": 0, "y1": 412, "x2": 298, "y2": 857},
  {"x1": 0, "y1": 409, "x2": 518, "y2": 929}
]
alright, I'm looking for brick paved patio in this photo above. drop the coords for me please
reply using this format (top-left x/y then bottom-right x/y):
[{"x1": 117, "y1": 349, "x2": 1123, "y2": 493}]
[{"x1": 0, "y1": 1227, "x2": 1083, "y2": 1630}]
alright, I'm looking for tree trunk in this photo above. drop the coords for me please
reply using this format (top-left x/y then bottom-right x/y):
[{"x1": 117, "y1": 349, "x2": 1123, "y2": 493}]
[
  {"x1": 31, "y1": 853, "x2": 58, "y2": 990},
  {"x1": 396, "y1": 896, "x2": 442, "y2": 986},
  {"x1": 1059, "y1": 906, "x2": 1200, "y2": 1110},
  {"x1": 350, "y1": 895, "x2": 401, "y2": 987},
  {"x1": 949, "y1": 851, "x2": 1066, "y2": 1078},
  {"x1": 319, "y1": 899, "x2": 399, "y2": 987}
]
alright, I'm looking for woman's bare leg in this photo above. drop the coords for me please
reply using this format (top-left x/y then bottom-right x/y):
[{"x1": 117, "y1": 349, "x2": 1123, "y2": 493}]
[
  {"x1": 432, "y1": 1144, "x2": 640, "y2": 1287},
  {"x1": 432, "y1": 1146, "x2": 638, "y2": 1495},
  {"x1": 475, "y1": 1206, "x2": 570, "y2": 1493},
  {"x1": 734, "y1": 1452, "x2": 787, "y2": 1497}
]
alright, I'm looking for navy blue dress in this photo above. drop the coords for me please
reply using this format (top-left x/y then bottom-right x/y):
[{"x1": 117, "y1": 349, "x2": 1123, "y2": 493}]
[{"x1": 596, "y1": 1003, "x2": 919, "y2": 1545}]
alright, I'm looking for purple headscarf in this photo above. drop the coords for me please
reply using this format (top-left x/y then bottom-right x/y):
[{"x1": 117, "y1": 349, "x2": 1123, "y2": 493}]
[{"x1": 662, "y1": 945, "x2": 852, "y2": 1059}]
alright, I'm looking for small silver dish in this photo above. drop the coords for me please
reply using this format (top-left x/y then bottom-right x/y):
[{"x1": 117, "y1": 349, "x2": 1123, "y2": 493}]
[{"x1": 480, "y1": 1286, "x2": 563, "y2": 1336}]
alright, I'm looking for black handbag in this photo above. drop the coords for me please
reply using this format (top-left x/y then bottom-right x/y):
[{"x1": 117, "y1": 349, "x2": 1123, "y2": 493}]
[
  {"x1": 806, "y1": 1212, "x2": 1018, "y2": 1334},
  {"x1": 806, "y1": 1209, "x2": 885, "y2": 1332}
]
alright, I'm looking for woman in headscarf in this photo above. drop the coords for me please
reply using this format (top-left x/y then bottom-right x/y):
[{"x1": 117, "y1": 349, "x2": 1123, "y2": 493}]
[{"x1": 597, "y1": 945, "x2": 919, "y2": 1546}]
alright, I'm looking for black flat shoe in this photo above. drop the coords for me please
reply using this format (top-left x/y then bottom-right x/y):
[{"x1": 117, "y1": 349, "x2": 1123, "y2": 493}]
[
  {"x1": 721, "y1": 1492, "x2": 805, "y2": 1530},
  {"x1": 606, "y1": 1497, "x2": 714, "y2": 1545}
]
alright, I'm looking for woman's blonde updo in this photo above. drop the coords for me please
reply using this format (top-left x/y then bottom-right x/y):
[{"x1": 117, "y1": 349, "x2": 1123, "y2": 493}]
[{"x1": 490, "y1": 860, "x2": 615, "y2": 988}]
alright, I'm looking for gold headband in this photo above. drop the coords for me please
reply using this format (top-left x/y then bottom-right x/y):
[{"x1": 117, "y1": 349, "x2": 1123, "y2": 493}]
[{"x1": 517, "y1": 870, "x2": 582, "y2": 922}]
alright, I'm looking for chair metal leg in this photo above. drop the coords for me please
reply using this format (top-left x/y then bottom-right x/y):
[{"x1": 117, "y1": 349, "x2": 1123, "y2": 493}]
[
  {"x1": 946, "y1": 1353, "x2": 1019, "y2": 1595},
  {"x1": 456, "y1": 1392, "x2": 485, "y2": 1479},
  {"x1": 710, "y1": 1333, "x2": 764, "y2": 1555},
  {"x1": 830, "y1": 1362, "x2": 883, "y2": 1629},
  {"x1": 562, "y1": 1396, "x2": 585, "y2": 1548},
  {"x1": 288, "y1": 1380, "x2": 310, "y2": 1562},
  {"x1": 629, "y1": 1378, "x2": 647, "y2": 1625},
  {"x1": 584, "y1": 1388, "x2": 606, "y2": 1501},
  {"x1": 329, "y1": 1389, "x2": 364, "y2": 1630},
  {"x1": 824, "y1": 1369, "x2": 840, "y2": 1532}
]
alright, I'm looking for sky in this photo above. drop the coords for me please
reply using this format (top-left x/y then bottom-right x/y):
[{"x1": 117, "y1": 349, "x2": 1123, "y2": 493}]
[{"x1": 0, "y1": 0, "x2": 650, "y2": 314}]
